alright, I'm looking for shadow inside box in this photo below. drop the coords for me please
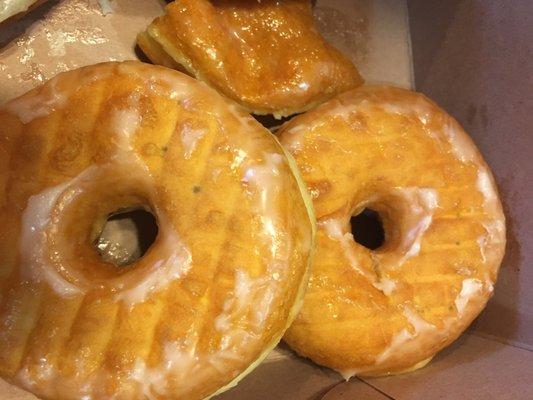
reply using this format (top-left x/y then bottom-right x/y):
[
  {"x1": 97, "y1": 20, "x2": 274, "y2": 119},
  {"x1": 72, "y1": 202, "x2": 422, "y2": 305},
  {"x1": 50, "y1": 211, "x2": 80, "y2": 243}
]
[
  {"x1": 253, "y1": 113, "x2": 295, "y2": 132},
  {"x1": 216, "y1": 343, "x2": 342, "y2": 400}
]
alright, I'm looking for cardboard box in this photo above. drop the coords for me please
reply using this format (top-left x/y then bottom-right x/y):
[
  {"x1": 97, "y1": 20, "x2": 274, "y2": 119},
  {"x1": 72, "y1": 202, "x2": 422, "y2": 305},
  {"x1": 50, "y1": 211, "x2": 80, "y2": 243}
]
[{"x1": 0, "y1": 1, "x2": 531, "y2": 398}]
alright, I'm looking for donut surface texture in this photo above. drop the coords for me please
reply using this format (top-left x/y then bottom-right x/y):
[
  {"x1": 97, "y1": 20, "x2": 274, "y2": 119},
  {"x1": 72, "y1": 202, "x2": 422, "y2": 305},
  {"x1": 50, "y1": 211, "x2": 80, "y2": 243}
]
[
  {"x1": 0, "y1": 61, "x2": 314, "y2": 399},
  {"x1": 278, "y1": 86, "x2": 505, "y2": 378},
  {"x1": 138, "y1": 0, "x2": 363, "y2": 118}
]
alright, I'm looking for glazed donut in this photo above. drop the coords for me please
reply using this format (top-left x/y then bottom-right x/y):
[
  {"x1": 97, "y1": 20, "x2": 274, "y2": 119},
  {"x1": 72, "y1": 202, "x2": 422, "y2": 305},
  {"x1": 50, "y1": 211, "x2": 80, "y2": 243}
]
[
  {"x1": 0, "y1": 61, "x2": 314, "y2": 399},
  {"x1": 138, "y1": 0, "x2": 363, "y2": 118},
  {"x1": 278, "y1": 86, "x2": 505, "y2": 377}
]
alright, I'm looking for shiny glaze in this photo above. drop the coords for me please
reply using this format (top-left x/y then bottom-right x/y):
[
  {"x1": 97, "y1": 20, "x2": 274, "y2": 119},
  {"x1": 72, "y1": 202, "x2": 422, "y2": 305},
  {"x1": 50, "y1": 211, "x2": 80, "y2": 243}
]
[
  {"x1": 140, "y1": 0, "x2": 363, "y2": 117},
  {"x1": 0, "y1": 62, "x2": 314, "y2": 400},
  {"x1": 278, "y1": 86, "x2": 505, "y2": 377}
]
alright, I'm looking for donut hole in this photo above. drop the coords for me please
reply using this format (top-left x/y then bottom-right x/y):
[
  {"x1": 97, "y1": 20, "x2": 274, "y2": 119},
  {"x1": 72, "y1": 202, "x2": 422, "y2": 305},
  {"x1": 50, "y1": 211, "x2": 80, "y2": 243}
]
[
  {"x1": 95, "y1": 208, "x2": 159, "y2": 267},
  {"x1": 350, "y1": 208, "x2": 385, "y2": 250}
]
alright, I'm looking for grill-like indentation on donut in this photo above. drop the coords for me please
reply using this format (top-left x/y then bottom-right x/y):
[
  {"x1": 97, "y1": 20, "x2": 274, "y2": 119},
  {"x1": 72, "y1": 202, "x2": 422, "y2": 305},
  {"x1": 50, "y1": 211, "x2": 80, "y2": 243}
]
[
  {"x1": 95, "y1": 207, "x2": 159, "y2": 267},
  {"x1": 350, "y1": 208, "x2": 385, "y2": 250}
]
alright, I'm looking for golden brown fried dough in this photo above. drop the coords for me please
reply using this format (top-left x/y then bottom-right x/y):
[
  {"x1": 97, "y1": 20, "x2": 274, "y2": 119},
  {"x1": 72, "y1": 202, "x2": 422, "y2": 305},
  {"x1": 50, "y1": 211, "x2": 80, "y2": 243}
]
[
  {"x1": 0, "y1": 61, "x2": 314, "y2": 399},
  {"x1": 139, "y1": 0, "x2": 363, "y2": 118},
  {"x1": 278, "y1": 86, "x2": 505, "y2": 378}
]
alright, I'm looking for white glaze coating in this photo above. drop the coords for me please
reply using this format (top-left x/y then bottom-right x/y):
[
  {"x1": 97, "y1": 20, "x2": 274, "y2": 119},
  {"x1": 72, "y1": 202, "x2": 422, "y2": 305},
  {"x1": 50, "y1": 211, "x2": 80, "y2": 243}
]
[
  {"x1": 403, "y1": 306, "x2": 435, "y2": 332},
  {"x1": 476, "y1": 165, "x2": 502, "y2": 239},
  {"x1": 372, "y1": 278, "x2": 397, "y2": 296},
  {"x1": 393, "y1": 187, "x2": 439, "y2": 265},
  {"x1": 4, "y1": 77, "x2": 68, "y2": 124},
  {"x1": 19, "y1": 168, "x2": 95, "y2": 297},
  {"x1": 115, "y1": 222, "x2": 192, "y2": 306},
  {"x1": 131, "y1": 268, "x2": 276, "y2": 399},
  {"x1": 117, "y1": 63, "x2": 195, "y2": 102},
  {"x1": 180, "y1": 125, "x2": 206, "y2": 159},
  {"x1": 478, "y1": 219, "x2": 505, "y2": 268},
  {"x1": 107, "y1": 93, "x2": 155, "y2": 174},
  {"x1": 442, "y1": 119, "x2": 477, "y2": 163},
  {"x1": 337, "y1": 368, "x2": 360, "y2": 382},
  {"x1": 242, "y1": 152, "x2": 293, "y2": 268},
  {"x1": 477, "y1": 235, "x2": 488, "y2": 263},
  {"x1": 16, "y1": 355, "x2": 55, "y2": 390},
  {"x1": 298, "y1": 82, "x2": 310, "y2": 92},
  {"x1": 254, "y1": 286, "x2": 276, "y2": 327},
  {"x1": 282, "y1": 122, "x2": 320, "y2": 152},
  {"x1": 373, "y1": 99, "x2": 478, "y2": 165},
  {"x1": 454, "y1": 278, "x2": 483, "y2": 314},
  {"x1": 367, "y1": 99, "x2": 433, "y2": 125},
  {"x1": 230, "y1": 149, "x2": 247, "y2": 172},
  {"x1": 319, "y1": 187, "x2": 438, "y2": 292},
  {"x1": 112, "y1": 108, "x2": 141, "y2": 151},
  {"x1": 3, "y1": 66, "x2": 121, "y2": 124},
  {"x1": 473, "y1": 166, "x2": 504, "y2": 268},
  {"x1": 344, "y1": 279, "x2": 486, "y2": 379},
  {"x1": 477, "y1": 168, "x2": 494, "y2": 206},
  {"x1": 111, "y1": 91, "x2": 142, "y2": 144},
  {"x1": 214, "y1": 269, "x2": 254, "y2": 333},
  {"x1": 226, "y1": 103, "x2": 256, "y2": 129},
  {"x1": 320, "y1": 218, "x2": 376, "y2": 283},
  {"x1": 19, "y1": 161, "x2": 193, "y2": 307},
  {"x1": 213, "y1": 270, "x2": 271, "y2": 338},
  {"x1": 482, "y1": 220, "x2": 505, "y2": 241},
  {"x1": 323, "y1": 97, "x2": 481, "y2": 166},
  {"x1": 324, "y1": 97, "x2": 434, "y2": 128},
  {"x1": 132, "y1": 340, "x2": 199, "y2": 400},
  {"x1": 374, "y1": 330, "x2": 412, "y2": 366},
  {"x1": 375, "y1": 307, "x2": 435, "y2": 366}
]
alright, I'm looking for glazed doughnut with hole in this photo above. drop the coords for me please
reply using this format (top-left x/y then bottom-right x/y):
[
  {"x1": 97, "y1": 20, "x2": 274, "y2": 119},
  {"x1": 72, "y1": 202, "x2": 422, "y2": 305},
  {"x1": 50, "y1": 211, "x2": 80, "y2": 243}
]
[
  {"x1": 138, "y1": 0, "x2": 363, "y2": 118},
  {"x1": 278, "y1": 86, "x2": 505, "y2": 378},
  {"x1": 0, "y1": 61, "x2": 314, "y2": 399}
]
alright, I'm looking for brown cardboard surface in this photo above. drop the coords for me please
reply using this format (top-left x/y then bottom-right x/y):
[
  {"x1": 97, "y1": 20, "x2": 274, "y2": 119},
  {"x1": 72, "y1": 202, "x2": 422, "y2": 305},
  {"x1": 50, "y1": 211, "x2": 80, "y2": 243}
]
[
  {"x1": 0, "y1": 0, "x2": 166, "y2": 103},
  {"x1": 360, "y1": 334, "x2": 533, "y2": 400},
  {"x1": 223, "y1": 334, "x2": 533, "y2": 400},
  {"x1": 408, "y1": 0, "x2": 533, "y2": 350},
  {"x1": 0, "y1": 379, "x2": 37, "y2": 400},
  {"x1": 314, "y1": 0, "x2": 412, "y2": 89},
  {"x1": 217, "y1": 345, "x2": 342, "y2": 400},
  {"x1": 322, "y1": 379, "x2": 392, "y2": 400},
  {"x1": 322, "y1": 380, "x2": 393, "y2": 400},
  {"x1": 0, "y1": 1, "x2": 531, "y2": 399}
]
